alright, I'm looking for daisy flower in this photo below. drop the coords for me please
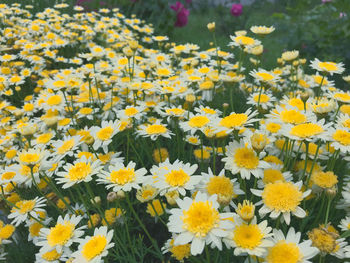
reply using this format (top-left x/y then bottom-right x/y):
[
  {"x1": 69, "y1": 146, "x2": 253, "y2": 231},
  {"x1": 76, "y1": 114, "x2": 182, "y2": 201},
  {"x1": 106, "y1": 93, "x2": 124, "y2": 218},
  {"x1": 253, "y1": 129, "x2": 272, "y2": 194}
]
[
  {"x1": 270, "y1": 105, "x2": 316, "y2": 125},
  {"x1": 247, "y1": 92, "x2": 276, "y2": 110},
  {"x1": 167, "y1": 192, "x2": 234, "y2": 256},
  {"x1": 56, "y1": 156, "x2": 102, "y2": 189},
  {"x1": 250, "y1": 69, "x2": 280, "y2": 84},
  {"x1": 51, "y1": 136, "x2": 82, "y2": 161},
  {"x1": 257, "y1": 164, "x2": 293, "y2": 188},
  {"x1": 252, "y1": 181, "x2": 310, "y2": 225},
  {"x1": 223, "y1": 217, "x2": 273, "y2": 257},
  {"x1": 72, "y1": 226, "x2": 114, "y2": 263},
  {"x1": 17, "y1": 147, "x2": 50, "y2": 167},
  {"x1": 264, "y1": 227, "x2": 319, "y2": 263},
  {"x1": 338, "y1": 216, "x2": 350, "y2": 232},
  {"x1": 199, "y1": 168, "x2": 244, "y2": 207},
  {"x1": 310, "y1": 58, "x2": 345, "y2": 75},
  {"x1": 185, "y1": 134, "x2": 201, "y2": 145},
  {"x1": 329, "y1": 128, "x2": 350, "y2": 154},
  {"x1": 97, "y1": 161, "x2": 147, "y2": 192},
  {"x1": 213, "y1": 108, "x2": 258, "y2": 135},
  {"x1": 117, "y1": 105, "x2": 145, "y2": 120},
  {"x1": 279, "y1": 119, "x2": 331, "y2": 142},
  {"x1": 37, "y1": 214, "x2": 85, "y2": 254},
  {"x1": 35, "y1": 248, "x2": 70, "y2": 263},
  {"x1": 180, "y1": 113, "x2": 213, "y2": 135},
  {"x1": 229, "y1": 34, "x2": 261, "y2": 48},
  {"x1": 90, "y1": 120, "x2": 121, "y2": 152},
  {"x1": 162, "y1": 236, "x2": 191, "y2": 262},
  {"x1": 222, "y1": 140, "x2": 270, "y2": 180},
  {"x1": 137, "y1": 120, "x2": 173, "y2": 140},
  {"x1": 250, "y1": 25, "x2": 275, "y2": 35},
  {"x1": 150, "y1": 159, "x2": 201, "y2": 196},
  {"x1": 8, "y1": 197, "x2": 46, "y2": 226}
]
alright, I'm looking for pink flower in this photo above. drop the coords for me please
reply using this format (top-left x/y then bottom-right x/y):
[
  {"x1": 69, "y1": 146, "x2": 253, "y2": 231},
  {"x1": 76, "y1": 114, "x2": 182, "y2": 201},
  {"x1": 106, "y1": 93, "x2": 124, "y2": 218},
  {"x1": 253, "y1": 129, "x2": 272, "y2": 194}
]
[
  {"x1": 170, "y1": 1, "x2": 190, "y2": 27},
  {"x1": 231, "y1": 3, "x2": 243, "y2": 17},
  {"x1": 322, "y1": 0, "x2": 332, "y2": 3}
]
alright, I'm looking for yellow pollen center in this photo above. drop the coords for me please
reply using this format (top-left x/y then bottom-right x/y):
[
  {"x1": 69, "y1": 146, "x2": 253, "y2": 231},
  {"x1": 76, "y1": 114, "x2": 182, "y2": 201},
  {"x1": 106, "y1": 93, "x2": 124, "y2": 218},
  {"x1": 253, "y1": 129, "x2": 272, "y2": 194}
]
[
  {"x1": 262, "y1": 182, "x2": 303, "y2": 212},
  {"x1": 266, "y1": 241, "x2": 302, "y2": 263},
  {"x1": 47, "y1": 222, "x2": 74, "y2": 246},
  {"x1": 57, "y1": 139, "x2": 75, "y2": 154},
  {"x1": 280, "y1": 110, "x2": 306, "y2": 124},
  {"x1": 66, "y1": 162, "x2": 92, "y2": 181},
  {"x1": 109, "y1": 168, "x2": 135, "y2": 185},
  {"x1": 82, "y1": 235, "x2": 107, "y2": 261},
  {"x1": 319, "y1": 62, "x2": 338, "y2": 72},
  {"x1": 254, "y1": 94, "x2": 269, "y2": 103},
  {"x1": 146, "y1": 124, "x2": 167, "y2": 134},
  {"x1": 182, "y1": 201, "x2": 219, "y2": 237},
  {"x1": 97, "y1": 126, "x2": 114, "y2": 141},
  {"x1": 256, "y1": 72, "x2": 274, "y2": 81},
  {"x1": 165, "y1": 169, "x2": 190, "y2": 187},
  {"x1": 333, "y1": 130, "x2": 350, "y2": 145},
  {"x1": 220, "y1": 114, "x2": 248, "y2": 128},
  {"x1": 42, "y1": 249, "x2": 62, "y2": 261},
  {"x1": 19, "y1": 153, "x2": 40, "y2": 164},
  {"x1": 263, "y1": 169, "x2": 284, "y2": 184},
  {"x1": 206, "y1": 176, "x2": 234, "y2": 199},
  {"x1": 14, "y1": 200, "x2": 35, "y2": 214},
  {"x1": 290, "y1": 123, "x2": 323, "y2": 138},
  {"x1": 233, "y1": 224, "x2": 263, "y2": 249},
  {"x1": 234, "y1": 148, "x2": 259, "y2": 169},
  {"x1": 47, "y1": 95, "x2": 62, "y2": 106},
  {"x1": 124, "y1": 107, "x2": 139, "y2": 116},
  {"x1": 188, "y1": 116, "x2": 210, "y2": 128}
]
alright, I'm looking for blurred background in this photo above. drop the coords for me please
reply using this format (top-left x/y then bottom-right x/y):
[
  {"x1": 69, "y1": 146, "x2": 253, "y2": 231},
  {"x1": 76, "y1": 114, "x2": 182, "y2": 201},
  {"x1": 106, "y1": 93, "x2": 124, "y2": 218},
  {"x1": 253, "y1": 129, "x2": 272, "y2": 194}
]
[{"x1": 3, "y1": 0, "x2": 349, "y2": 68}]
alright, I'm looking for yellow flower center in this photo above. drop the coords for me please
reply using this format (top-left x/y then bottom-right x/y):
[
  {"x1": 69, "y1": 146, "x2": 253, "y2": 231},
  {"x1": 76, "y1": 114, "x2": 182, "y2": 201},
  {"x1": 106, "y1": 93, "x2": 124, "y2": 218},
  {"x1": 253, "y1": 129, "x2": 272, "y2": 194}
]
[
  {"x1": 236, "y1": 200, "x2": 255, "y2": 221},
  {"x1": 47, "y1": 95, "x2": 62, "y2": 106},
  {"x1": 29, "y1": 222, "x2": 42, "y2": 237},
  {"x1": 182, "y1": 201, "x2": 219, "y2": 237},
  {"x1": 82, "y1": 235, "x2": 107, "y2": 261},
  {"x1": 37, "y1": 133, "x2": 53, "y2": 144},
  {"x1": 188, "y1": 116, "x2": 210, "y2": 128},
  {"x1": 66, "y1": 162, "x2": 92, "y2": 181},
  {"x1": 234, "y1": 148, "x2": 259, "y2": 169},
  {"x1": 79, "y1": 107, "x2": 93, "y2": 115},
  {"x1": 1, "y1": 171, "x2": 15, "y2": 180},
  {"x1": 166, "y1": 108, "x2": 185, "y2": 116},
  {"x1": 5, "y1": 149, "x2": 17, "y2": 159},
  {"x1": 220, "y1": 114, "x2": 248, "y2": 128},
  {"x1": 0, "y1": 224, "x2": 15, "y2": 239},
  {"x1": 266, "y1": 123, "x2": 281, "y2": 133},
  {"x1": 57, "y1": 139, "x2": 75, "y2": 154},
  {"x1": 206, "y1": 176, "x2": 234, "y2": 201},
  {"x1": 235, "y1": 35, "x2": 255, "y2": 46},
  {"x1": 290, "y1": 123, "x2": 323, "y2": 138},
  {"x1": 169, "y1": 241, "x2": 191, "y2": 261},
  {"x1": 280, "y1": 110, "x2": 306, "y2": 124},
  {"x1": 24, "y1": 103, "x2": 34, "y2": 111},
  {"x1": 256, "y1": 72, "x2": 274, "y2": 81},
  {"x1": 97, "y1": 126, "x2": 114, "y2": 141},
  {"x1": 109, "y1": 168, "x2": 135, "y2": 185},
  {"x1": 266, "y1": 241, "x2": 302, "y2": 263},
  {"x1": 42, "y1": 249, "x2": 62, "y2": 261},
  {"x1": 13, "y1": 200, "x2": 35, "y2": 214},
  {"x1": 254, "y1": 94, "x2": 269, "y2": 103},
  {"x1": 308, "y1": 228, "x2": 336, "y2": 253},
  {"x1": 333, "y1": 130, "x2": 350, "y2": 145},
  {"x1": 318, "y1": 62, "x2": 338, "y2": 72},
  {"x1": 19, "y1": 153, "x2": 40, "y2": 164},
  {"x1": 47, "y1": 222, "x2": 75, "y2": 246},
  {"x1": 262, "y1": 182, "x2": 303, "y2": 212},
  {"x1": 311, "y1": 171, "x2": 338, "y2": 188},
  {"x1": 146, "y1": 124, "x2": 167, "y2": 134},
  {"x1": 263, "y1": 169, "x2": 284, "y2": 184},
  {"x1": 233, "y1": 224, "x2": 263, "y2": 249},
  {"x1": 165, "y1": 169, "x2": 190, "y2": 187},
  {"x1": 124, "y1": 107, "x2": 139, "y2": 117},
  {"x1": 334, "y1": 93, "x2": 350, "y2": 102}
]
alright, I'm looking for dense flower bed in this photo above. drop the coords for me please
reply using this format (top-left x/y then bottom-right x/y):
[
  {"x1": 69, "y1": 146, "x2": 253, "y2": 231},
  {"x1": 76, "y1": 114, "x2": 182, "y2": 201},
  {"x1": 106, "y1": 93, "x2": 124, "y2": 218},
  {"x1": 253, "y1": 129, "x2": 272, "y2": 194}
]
[{"x1": 0, "y1": 2, "x2": 349, "y2": 263}]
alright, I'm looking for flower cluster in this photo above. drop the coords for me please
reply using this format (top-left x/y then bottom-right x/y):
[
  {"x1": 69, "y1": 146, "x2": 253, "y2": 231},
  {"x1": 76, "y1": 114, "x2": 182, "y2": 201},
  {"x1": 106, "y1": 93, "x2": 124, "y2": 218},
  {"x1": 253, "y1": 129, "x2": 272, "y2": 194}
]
[{"x1": 0, "y1": 2, "x2": 349, "y2": 263}]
